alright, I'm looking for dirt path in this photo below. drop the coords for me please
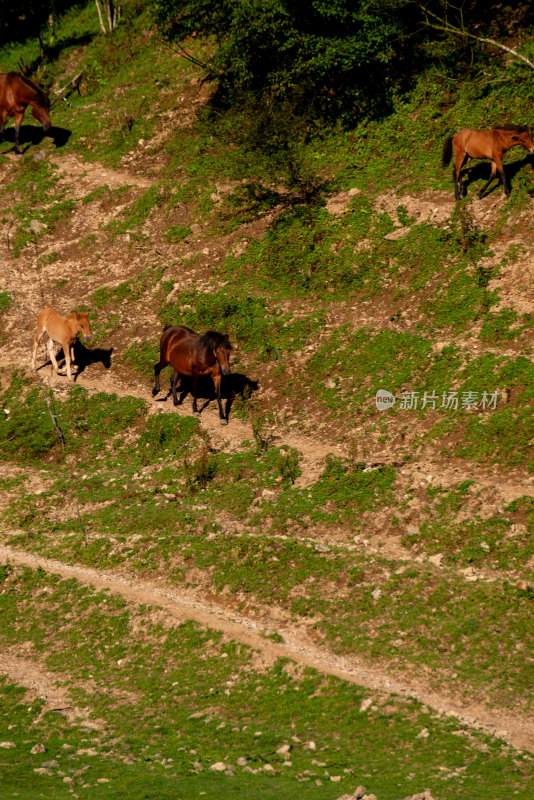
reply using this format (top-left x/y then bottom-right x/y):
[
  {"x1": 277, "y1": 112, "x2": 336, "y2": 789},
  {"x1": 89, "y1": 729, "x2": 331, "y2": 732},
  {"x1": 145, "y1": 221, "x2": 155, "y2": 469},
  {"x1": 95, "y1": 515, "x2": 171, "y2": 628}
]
[{"x1": 1, "y1": 544, "x2": 533, "y2": 754}]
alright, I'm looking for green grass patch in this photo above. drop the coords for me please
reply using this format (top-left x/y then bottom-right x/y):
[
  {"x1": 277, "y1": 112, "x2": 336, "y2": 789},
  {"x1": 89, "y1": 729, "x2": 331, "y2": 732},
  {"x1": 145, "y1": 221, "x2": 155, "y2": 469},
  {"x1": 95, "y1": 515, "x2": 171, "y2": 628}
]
[
  {"x1": 0, "y1": 291, "x2": 13, "y2": 312},
  {"x1": 0, "y1": 565, "x2": 533, "y2": 800},
  {"x1": 160, "y1": 286, "x2": 324, "y2": 358}
]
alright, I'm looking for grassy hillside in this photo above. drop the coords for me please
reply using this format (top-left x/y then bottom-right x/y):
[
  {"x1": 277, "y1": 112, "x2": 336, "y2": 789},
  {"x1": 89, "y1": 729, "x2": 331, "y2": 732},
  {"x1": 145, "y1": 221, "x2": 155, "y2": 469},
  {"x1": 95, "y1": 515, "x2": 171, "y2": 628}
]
[{"x1": 0, "y1": 2, "x2": 533, "y2": 798}]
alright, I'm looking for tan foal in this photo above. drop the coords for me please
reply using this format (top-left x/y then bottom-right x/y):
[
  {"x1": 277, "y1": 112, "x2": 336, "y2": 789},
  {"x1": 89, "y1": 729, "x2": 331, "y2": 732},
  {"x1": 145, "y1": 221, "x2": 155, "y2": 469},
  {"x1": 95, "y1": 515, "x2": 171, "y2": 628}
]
[{"x1": 31, "y1": 307, "x2": 91, "y2": 381}]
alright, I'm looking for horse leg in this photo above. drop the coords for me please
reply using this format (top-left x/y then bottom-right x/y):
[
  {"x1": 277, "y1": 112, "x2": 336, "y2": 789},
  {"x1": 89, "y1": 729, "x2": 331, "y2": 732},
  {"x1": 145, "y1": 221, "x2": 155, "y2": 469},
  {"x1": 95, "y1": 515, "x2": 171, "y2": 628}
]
[
  {"x1": 152, "y1": 357, "x2": 169, "y2": 397},
  {"x1": 191, "y1": 373, "x2": 200, "y2": 417},
  {"x1": 494, "y1": 156, "x2": 510, "y2": 195},
  {"x1": 31, "y1": 328, "x2": 44, "y2": 369},
  {"x1": 454, "y1": 152, "x2": 469, "y2": 199},
  {"x1": 64, "y1": 343, "x2": 73, "y2": 381},
  {"x1": 478, "y1": 162, "x2": 499, "y2": 198},
  {"x1": 213, "y1": 373, "x2": 227, "y2": 425},
  {"x1": 170, "y1": 371, "x2": 182, "y2": 406},
  {"x1": 14, "y1": 111, "x2": 24, "y2": 155},
  {"x1": 453, "y1": 150, "x2": 465, "y2": 199},
  {"x1": 47, "y1": 340, "x2": 60, "y2": 375}
]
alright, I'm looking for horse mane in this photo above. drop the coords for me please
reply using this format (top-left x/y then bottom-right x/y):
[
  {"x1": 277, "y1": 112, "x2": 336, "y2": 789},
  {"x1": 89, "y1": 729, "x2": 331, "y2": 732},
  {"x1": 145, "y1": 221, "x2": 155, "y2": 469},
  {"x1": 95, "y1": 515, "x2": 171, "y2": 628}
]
[
  {"x1": 200, "y1": 331, "x2": 231, "y2": 353},
  {"x1": 8, "y1": 72, "x2": 50, "y2": 110},
  {"x1": 493, "y1": 124, "x2": 529, "y2": 133}
]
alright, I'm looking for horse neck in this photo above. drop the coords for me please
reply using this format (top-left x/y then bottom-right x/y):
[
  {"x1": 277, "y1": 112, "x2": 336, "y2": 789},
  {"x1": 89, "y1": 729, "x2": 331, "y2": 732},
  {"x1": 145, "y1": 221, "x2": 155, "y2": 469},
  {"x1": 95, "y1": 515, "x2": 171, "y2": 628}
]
[
  {"x1": 200, "y1": 341, "x2": 217, "y2": 367},
  {"x1": 66, "y1": 315, "x2": 82, "y2": 335},
  {"x1": 21, "y1": 80, "x2": 49, "y2": 117}
]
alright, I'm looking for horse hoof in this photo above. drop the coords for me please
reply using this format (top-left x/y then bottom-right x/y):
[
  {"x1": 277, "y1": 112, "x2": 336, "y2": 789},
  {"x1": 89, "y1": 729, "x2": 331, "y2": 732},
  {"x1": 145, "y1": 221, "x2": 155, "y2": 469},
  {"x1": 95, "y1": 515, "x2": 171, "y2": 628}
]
[
  {"x1": 220, "y1": 419, "x2": 228, "y2": 426},
  {"x1": 151, "y1": 389, "x2": 158, "y2": 397}
]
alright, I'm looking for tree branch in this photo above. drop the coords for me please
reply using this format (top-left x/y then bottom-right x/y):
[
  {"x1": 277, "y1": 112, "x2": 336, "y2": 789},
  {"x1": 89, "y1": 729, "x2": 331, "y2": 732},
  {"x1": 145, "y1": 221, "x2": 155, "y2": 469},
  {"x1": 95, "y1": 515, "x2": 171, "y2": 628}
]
[{"x1": 419, "y1": 4, "x2": 534, "y2": 70}]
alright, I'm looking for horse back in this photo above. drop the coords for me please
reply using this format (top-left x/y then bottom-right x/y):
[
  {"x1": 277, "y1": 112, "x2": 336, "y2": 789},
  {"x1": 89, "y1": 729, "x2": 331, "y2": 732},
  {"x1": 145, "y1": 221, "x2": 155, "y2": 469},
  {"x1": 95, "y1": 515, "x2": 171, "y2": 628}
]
[
  {"x1": 454, "y1": 128, "x2": 500, "y2": 160},
  {"x1": 160, "y1": 325, "x2": 215, "y2": 376},
  {"x1": 0, "y1": 72, "x2": 46, "y2": 111},
  {"x1": 38, "y1": 308, "x2": 88, "y2": 345}
]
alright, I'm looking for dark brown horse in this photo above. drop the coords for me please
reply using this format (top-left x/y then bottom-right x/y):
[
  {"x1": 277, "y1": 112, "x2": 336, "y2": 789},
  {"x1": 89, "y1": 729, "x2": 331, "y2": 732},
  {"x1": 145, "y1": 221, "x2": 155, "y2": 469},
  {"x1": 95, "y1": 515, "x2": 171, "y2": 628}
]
[
  {"x1": 152, "y1": 325, "x2": 232, "y2": 424},
  {"x1": 442, "y1": 126, "x2": 534, "y2": 199},
  {"x1": 0, "y1": 72, "x2": 52, "y2": 154}
]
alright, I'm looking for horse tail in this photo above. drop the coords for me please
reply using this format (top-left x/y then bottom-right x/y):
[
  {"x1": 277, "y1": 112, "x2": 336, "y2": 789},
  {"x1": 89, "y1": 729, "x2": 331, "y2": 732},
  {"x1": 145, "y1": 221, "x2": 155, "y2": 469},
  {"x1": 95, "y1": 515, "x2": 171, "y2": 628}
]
[{"x1": 442, "y1": 135, "x2": 454, "y2": 168}]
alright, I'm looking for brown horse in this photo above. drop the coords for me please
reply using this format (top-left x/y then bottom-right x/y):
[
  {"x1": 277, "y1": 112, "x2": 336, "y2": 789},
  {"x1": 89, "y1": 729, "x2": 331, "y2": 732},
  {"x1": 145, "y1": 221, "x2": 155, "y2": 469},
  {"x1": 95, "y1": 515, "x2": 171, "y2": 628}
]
[
  {"x1": 0, "y1": 72, "x2": 52, "y2": 154},
  {"x1": 442, "y1": 125, "x2": 534, "y2": 199},
  {"x1": 152, "y1": 325, "x2": 232, "y2": 424},
  {"x1": 32, "y1": 308, "x2": 92, "y2": 382}
]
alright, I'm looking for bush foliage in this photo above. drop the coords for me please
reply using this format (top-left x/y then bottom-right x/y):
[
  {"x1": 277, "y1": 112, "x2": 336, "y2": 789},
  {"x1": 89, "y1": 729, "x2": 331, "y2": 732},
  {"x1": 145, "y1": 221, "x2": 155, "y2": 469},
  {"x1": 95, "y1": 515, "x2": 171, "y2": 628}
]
[{"x1": 152, "y1": 0, "x2": 534, "y2": 124}]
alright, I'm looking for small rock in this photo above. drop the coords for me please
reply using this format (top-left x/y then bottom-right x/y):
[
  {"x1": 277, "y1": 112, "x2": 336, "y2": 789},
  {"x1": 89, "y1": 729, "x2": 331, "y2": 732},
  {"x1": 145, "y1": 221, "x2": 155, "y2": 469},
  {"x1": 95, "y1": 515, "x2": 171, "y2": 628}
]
[
  {"x1": 303, "y1": 741, "x2": 316, "y2": 751},
  {"x1": 276, "y1": 744, "x2": 291, "y2": 755},
  {"x1": 479, "y1": 541, "x2": 490, "y2": 551},
  {"x1": 315, "y1": 543, "x2": 330, "y2": 553},
  {"x1": 371, "y1": 587, "x2": 382, "y2": 600},
  {"x1": 28, "y1": 219, "x2": 47, "y2": 234},
  {"x1": 192, "y1": 761, "x2": 203, "y2": 771},
  {"x1": 73, "y1": 767, "x2": 91, "y2": 777},
  {"x1": 236, "y1": 757, "x2": 248, "y2": 767},
  {"x1": 325, "y1": 379, "x2": 337, "y2": 389},
  {"x1": 210, "y1": 761, "x2": 227, "y2": 772},
  {"x1": 353, "y1": 787, "x2": 367, "y2": 799},
  {"x1": 42, "y1": 760, "x2": 60, "y2": 768},
  {"x1": 33, "y1": 768, "x2": 53, "y2": 775},
  {"x1": 384, "y1": 226, "x2": 410, "y2": 240},
  {"x1": 63, "y1": 777, "x2": 75, "y2": 786},
  {"x1": 428, "y1": 553, "x2": 443, "y2": 566},
  {"x1": 0, "y1": 741, "x2": 16, "y2": 748},
  {"x1": 31, "y1": 743, "x2": 46, "y2": 754},
  {"x1": 263, "y1": 763, "x2": 274, "y2": 772},
  {"x1": 416, "y1": 727, "x2": 430, "y2": 739},
  {"x1": 359, "y1": 698, "x2": 373, "y2": 713},
  {"x1": 330, "y1": 774, "x2": 341, "y2": 782},
  {"x1": 516, "y1": 580, "x2": 532, "y2": 592}
]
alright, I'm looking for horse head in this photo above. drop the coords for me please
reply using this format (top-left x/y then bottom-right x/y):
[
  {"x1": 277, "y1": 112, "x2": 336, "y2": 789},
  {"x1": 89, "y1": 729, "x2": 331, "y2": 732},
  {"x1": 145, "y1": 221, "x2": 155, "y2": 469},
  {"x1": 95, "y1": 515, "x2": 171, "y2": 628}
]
[
  {"x1": 510, "y1": 126, "x2": 534, "y2": 155},
  {"x1": 30, "y1": 88, "x2": 52, "y2": 132},
  {"x1": 75, "y1": 312, "x2": 92, "y2": 343},
  {"x1": 204, "y1": 331, "x2": 232, "y2": 376}
]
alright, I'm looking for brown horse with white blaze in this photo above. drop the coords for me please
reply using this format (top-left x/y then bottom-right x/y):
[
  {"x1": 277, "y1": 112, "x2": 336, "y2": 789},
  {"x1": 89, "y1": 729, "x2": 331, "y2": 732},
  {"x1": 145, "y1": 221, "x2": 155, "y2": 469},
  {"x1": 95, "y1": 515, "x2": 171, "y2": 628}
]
[
  {"x1": 152, "y1": 325, "x2": 232, "y2": 424},
  {"x1": 442, "y1": 126, "x2": 534, "y2": 199},
  {"x1": 32, "y1": 308, "x2": 92, "y2": 382},
  {"x1": 0, "y1": 72, "x2": 52, "y2": 154}
]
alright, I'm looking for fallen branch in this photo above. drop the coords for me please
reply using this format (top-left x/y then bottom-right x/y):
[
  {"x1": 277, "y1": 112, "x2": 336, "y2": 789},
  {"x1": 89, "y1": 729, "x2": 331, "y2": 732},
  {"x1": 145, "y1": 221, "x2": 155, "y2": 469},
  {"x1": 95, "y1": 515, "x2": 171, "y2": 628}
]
[
  {"x1": 52, "y1": 72, "x2": 83, "y2": 108},
  {"x1": 157, "y1": 35, "x2": 210, "y2": 71}
]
